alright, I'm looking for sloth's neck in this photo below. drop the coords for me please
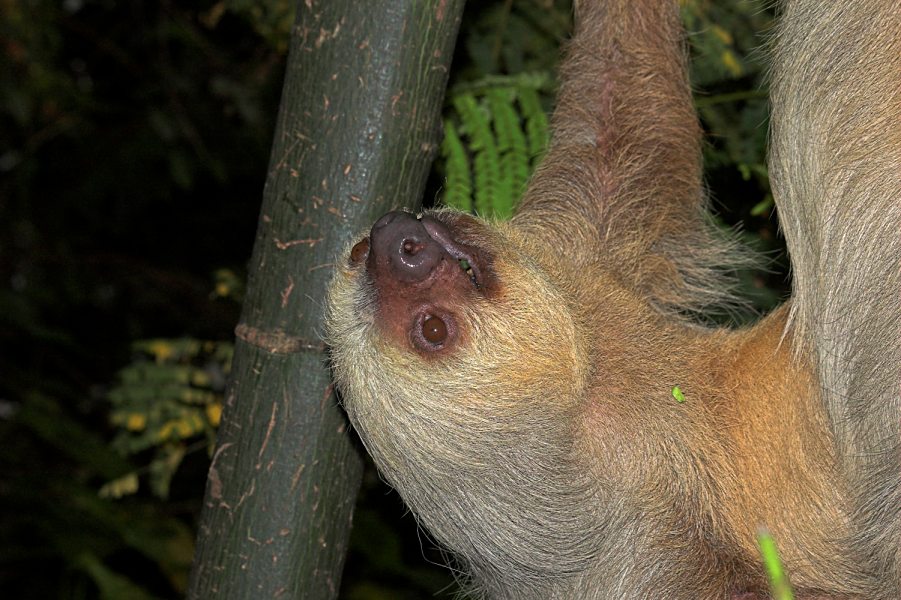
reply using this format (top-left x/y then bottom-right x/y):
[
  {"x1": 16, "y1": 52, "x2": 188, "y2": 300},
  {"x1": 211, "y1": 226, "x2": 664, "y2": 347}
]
[{"x1": 576, "y1": 292, "x2": 858, "y2": 587}]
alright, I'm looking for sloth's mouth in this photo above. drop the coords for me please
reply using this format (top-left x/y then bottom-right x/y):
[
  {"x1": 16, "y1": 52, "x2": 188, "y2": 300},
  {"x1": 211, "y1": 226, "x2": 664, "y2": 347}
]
[
  {"x1": 419, "y1": 215, "x2": 482, "y2": 290},
  {"x1": 457, "y1": 258, "x2": 476, "y2": 287}
]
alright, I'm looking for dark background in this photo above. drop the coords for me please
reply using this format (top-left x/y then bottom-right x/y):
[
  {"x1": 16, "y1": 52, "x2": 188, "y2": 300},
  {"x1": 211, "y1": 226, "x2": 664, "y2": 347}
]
[{"x1": 0, "y1": 1, "x2": 783, "y2": 598}]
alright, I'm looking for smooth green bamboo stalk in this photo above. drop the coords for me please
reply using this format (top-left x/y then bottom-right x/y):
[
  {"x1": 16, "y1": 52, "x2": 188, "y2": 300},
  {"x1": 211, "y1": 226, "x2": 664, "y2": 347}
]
[{"x1": 187, "y1": 1, "x2": 465, "y2": 597}]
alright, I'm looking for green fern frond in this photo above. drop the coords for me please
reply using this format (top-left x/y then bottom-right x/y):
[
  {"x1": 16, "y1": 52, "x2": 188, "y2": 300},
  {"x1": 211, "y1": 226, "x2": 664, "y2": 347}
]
[
  {"x1": 441, "y1": 118, "x2": 472, "y2": 212},
  {"x1": 518, "y1": 86, "x2": 549, "y2": 168},
  {"x1": 440, "y1": 75, "x2": 551, "y2": 220},
  {"x1": 454, "y1": 92, "x2": 501, "y2": 217},
  {"x1": 105, "y1": 338, "x2": 231, "y2": 499},
  {"x1": 488, "y1": 88, "x2": 529, "y2": 219}
]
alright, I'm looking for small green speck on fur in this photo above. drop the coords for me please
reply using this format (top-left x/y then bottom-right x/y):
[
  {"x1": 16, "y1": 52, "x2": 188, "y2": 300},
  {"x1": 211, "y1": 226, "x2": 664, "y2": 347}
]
[{"x1": 671, "y1": 386, "x2": 686, "y2": 403}]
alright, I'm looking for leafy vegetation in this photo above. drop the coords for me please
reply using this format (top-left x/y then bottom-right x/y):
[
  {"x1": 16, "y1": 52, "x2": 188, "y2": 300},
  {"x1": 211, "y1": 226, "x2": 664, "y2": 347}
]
[
  {"x1": 102, "y1": 339, "x2": 229, "y2": 500},
  {"x1": 1, "y1": 0, "x2": 784, "y2": 598},
  {"x1": 440, "y1": 75, "x2": 550, "y2": 219}
]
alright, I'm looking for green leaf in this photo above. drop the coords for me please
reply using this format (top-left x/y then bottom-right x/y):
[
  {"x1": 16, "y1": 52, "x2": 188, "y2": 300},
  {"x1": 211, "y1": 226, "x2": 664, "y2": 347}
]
[
  {"x1": 441, "y1": 76, "x2": 550, "y2": 220},
  {"x1": 757, "y1": 528, "x2": 795, "y2": 600},
  {"x1": 440, "y1": 119, "x2": 472, "y2": 212}
]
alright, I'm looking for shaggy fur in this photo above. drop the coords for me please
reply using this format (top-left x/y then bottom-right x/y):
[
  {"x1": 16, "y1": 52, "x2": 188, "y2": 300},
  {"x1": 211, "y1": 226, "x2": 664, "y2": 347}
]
[
  {"x1": 769, "y1": 3, "x2": 901, "y2": 596},
  {"x1": 325, "y1": 0, "x2": 900, "y2": 597}
]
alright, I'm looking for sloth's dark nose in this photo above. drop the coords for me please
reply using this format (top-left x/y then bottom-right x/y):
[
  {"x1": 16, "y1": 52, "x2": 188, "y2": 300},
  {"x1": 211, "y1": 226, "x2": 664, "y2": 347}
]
[{"x1": 369, "y1": 211, "x2": 446, "y2": 283}]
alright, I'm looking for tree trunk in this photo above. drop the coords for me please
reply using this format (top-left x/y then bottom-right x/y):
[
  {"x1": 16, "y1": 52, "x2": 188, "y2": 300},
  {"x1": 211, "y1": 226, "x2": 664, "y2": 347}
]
[{"x1": 187, "y1": 0, "x2": 465, "y2": 597}]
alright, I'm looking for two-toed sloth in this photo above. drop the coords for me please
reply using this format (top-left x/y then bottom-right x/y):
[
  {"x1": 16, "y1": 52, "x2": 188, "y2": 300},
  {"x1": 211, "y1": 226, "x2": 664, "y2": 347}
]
[{"x1": 326, "y1": 1, "x2": 901, "y2": 598}]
